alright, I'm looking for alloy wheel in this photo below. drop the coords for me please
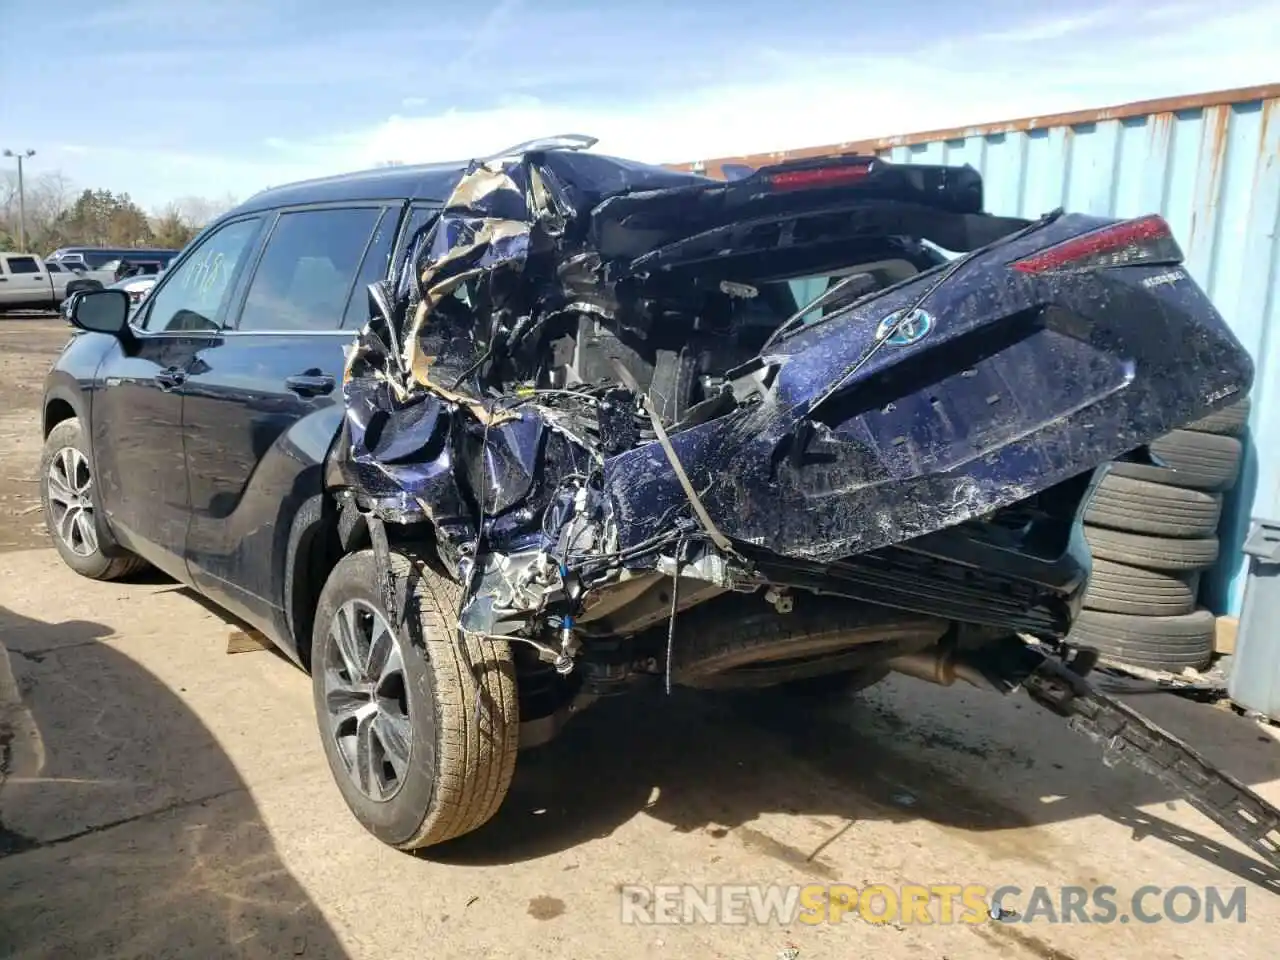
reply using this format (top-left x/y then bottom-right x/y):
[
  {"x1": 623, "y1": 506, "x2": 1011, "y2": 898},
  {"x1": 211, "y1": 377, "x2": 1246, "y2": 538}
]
[
  {"x1": 321, "y1": 599, "x2": 414, "y2": 802},
  {"x1": 46, "y1": 446, "x2": 99, "y2": 557}
]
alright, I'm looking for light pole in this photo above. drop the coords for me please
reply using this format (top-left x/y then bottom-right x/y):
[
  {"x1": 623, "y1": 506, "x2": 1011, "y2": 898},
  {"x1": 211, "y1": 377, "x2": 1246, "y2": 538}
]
[{"x1": 3, "y1": 148, "x2": 36, "y2": 251}]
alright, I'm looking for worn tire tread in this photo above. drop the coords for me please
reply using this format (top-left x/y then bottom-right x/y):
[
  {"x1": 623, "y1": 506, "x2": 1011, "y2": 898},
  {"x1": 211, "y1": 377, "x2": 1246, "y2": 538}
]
[
  {"x1": 1069, "y1": 608, "x2": 1214, "y2": 671},
  {"x1": 1084, "y1": 474, "x2": 1221, "y2": 538},
  {"x1": 1185, "y1": 396, "x2": 1250, "y2": 436},
  {"x1": 392, "y1": 552, "x2": 519, "y2": 849},
  {"x1": 1111, "y1": 431, "x2": 1243, "y2": 491},
  {"x1": 1082, "y1": 558, "x2": 1199, "y2": 616},
  {"x1": 1084, "y1": 525, "x2": 1218, "y2": 572},
  {"x1": 668, "y1": 596, "x2": 947, "y2": 690}
]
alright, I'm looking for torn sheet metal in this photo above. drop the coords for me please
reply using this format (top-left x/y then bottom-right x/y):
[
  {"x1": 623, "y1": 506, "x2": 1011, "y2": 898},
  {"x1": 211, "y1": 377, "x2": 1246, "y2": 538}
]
[{"x1": 333, "y1": 146, "x2": 1252, "y2": 668}]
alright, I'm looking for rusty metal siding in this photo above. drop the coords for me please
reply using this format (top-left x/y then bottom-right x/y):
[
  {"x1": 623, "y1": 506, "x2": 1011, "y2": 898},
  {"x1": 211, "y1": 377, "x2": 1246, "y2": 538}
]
[{"x1": 676, "y1": 87, "x2": 1280, "y2": 616}]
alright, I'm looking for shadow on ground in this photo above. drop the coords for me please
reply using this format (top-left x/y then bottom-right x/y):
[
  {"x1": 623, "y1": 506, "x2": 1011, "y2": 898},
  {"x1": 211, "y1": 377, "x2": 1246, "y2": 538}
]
[
  {"x1": 0, "y1": 604, "x2": 349, "y2": 959},
  {"x1": 435, "y1": 677, "x2": 1280, "y2": 892}
]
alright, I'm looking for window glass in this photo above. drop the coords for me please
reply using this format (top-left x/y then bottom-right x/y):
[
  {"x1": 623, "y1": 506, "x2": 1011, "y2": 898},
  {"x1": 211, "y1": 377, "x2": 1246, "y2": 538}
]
[
  {"x1": 7, "y1": 256, "x2": 41, "y2": 274},
  {"x1": 82, "y1": 251, "x2": 116, "y2": 269},
  {"x1": 45, "y1": 262, "x2": 63, "y2": 273},
  {"x1": 238, "y1": 207, "x2": 382, "y2": 332},
  {"x1": 385, "y1": 203, "x2": 439, "y2": 305},
  {"x1": 142, "y1": 217, "x2": 262, "y2": 332},
  {"x1": 340, "y1": 208, "x2": 396, "y2": 329}
]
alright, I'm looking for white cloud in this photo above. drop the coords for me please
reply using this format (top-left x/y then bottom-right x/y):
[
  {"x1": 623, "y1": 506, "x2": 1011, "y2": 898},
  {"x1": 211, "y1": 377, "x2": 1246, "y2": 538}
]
[
  {"x1": 48, "y1": 0, "x2": 1279, "y2": 204},
  {"x1": 311, "y1": 1, "x2": 1279, "y2": 172}
]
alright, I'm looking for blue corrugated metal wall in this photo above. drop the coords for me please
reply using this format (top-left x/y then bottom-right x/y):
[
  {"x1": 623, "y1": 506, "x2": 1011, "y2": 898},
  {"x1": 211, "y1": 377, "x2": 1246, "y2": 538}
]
[{"x1": 870, "y1": 95, "x2": 1280, "y2": 616}]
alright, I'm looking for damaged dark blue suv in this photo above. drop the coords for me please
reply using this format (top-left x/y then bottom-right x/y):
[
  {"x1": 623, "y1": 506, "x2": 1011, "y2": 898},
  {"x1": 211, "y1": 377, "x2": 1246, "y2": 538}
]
[{"x1": 41, "y1": 137, "x2": 1256, "y2": 853}]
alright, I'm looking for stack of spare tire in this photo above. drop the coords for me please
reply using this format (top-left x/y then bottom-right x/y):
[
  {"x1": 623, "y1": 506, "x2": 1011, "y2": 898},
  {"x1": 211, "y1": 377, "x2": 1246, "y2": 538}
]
[{"x1": 1070, "y1": 397, "x2": 1250, "y2": 673}]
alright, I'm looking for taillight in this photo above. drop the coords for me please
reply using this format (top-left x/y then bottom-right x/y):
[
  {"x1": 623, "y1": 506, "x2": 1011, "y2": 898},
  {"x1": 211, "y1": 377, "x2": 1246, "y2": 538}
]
[
  {"x1": 1012, "y1": 214, "x2": 1183, "y2": 273},
  {"x1": 766, "y1": 161, "x2": 873, "y2": 191}
]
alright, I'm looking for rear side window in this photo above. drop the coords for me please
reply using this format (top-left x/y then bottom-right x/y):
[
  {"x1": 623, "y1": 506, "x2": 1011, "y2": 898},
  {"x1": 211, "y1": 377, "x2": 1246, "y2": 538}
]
[
  {"x1": 6, "y1": 257, "x2": 41, "y2": 274},
  {"x1": 237, "y1": 207, "x2": 383, "y2": 332}
]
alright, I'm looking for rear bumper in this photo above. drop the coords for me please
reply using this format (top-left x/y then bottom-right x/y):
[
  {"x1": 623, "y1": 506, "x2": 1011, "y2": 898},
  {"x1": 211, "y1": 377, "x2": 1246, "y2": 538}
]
[{"x1": 750, "y1": 496, "x2": 1093, "y2": 640}]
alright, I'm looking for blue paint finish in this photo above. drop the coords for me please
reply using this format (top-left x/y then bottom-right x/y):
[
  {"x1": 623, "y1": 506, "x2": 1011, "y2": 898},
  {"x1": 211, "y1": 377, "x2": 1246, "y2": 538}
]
[{"x1": 873, "y1": 94, "x2": 1280, "y2": 615}]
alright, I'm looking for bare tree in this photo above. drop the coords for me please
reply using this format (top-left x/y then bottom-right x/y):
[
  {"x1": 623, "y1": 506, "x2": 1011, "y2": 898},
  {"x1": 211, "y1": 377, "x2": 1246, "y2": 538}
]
[
  {"x1": 27, "y1": 172, "x2": 74, "y2": 246},
  {"x1": 170, "y1": 193, "x2": 238, "y2": 229},
  {"x1": 2, "y1": 167, "x2": 237, "y2": 252}
]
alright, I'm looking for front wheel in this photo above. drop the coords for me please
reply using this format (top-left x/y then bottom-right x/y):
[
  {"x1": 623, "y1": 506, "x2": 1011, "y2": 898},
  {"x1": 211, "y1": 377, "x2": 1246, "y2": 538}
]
[
  {"x1": 311, "y1": 549, "x2": 519, "y2": 850},
  {"x1": 39, "y1": 418, "x2": 148, "y2": 580}
]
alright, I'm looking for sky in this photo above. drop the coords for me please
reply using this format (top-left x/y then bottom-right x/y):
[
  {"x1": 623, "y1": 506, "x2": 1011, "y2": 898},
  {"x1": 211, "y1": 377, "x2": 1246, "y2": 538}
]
[{"x1": 1, "y1": 0, "x2": 1275, "y2": 210}]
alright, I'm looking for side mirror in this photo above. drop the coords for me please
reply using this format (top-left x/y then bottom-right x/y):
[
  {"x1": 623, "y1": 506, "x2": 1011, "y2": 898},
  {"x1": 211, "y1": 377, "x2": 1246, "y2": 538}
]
[{"x1": 70, "y1": 288, "x2": 131, "y2": 336}]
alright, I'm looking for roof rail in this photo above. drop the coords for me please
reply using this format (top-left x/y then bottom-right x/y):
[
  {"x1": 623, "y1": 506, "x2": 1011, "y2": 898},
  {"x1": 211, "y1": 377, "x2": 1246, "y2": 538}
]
[{"x1": 480, "y1": 134, "x2": 598, "y2": 160}]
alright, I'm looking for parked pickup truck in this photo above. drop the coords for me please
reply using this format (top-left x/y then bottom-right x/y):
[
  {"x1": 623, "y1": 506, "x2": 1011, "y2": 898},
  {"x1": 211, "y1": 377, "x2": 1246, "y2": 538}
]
[{"x1": 0, "y1": 253, "x2": 114, "y2": 313}]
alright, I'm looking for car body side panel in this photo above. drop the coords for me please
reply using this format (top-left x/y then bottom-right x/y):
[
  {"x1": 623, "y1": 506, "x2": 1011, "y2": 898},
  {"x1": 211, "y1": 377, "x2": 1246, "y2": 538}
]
[
  {"x1": 89, "y1": 333, "x2": 209, "y2": 579},
  {"x1": 182, "y1": 332, "x2": 349, "y2": 639},
  {"x1": 42, "y1": 333, "x2": 108, "y2": 429},
  {"x1": 41, "y1": 341, "x2": 149, "y2": 563}
]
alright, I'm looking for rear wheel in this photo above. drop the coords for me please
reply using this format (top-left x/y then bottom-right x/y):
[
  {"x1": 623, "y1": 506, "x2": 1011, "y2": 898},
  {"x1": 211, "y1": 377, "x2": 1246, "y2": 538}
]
[
  {"x1": 776, "y1": 664, "x2": 893, "y2": 699},
  {"x1": 311, "y1": 549, "x2": 519, "y2": 850},
  {"x1": 39, "y1": 418, "x2": 148, "y2": 580},
  {"x1": 667, "y1": 594, "x2": 946, "y2": 691}
]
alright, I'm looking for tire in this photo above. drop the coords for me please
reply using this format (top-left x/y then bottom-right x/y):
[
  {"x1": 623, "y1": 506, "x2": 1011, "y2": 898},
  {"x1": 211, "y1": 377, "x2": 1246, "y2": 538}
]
[
  {"x1": 668, "y1": 595, "x2": 947, "y2": 690},
  {"x1": 1083, "y1": 474, "x2": 1221, "y2": 538},
  {"x1": 1110, "y1": 430, "x2": 1243, "y2": 492},
  {"x1": 1082, "y1": 558, "x2": 1199, "y2": 616},
  {"x1": 39, "y1": 418, "x2": 149, "y2": 580},
  {"x1": 776, "y1": 664, "x2": 892, "y2": 699},
  {"x1": 1186, "y1": 396, "x2": 1250, "y2": 436},
  {"x1": 311, "y1": 548, "x2": 518, "y2": 850},
  {"x1": 1069, "y1": 608, "x2": 1214, "y2": 672},
  {"x1": 1084, "y1": 525, "x2": 1217, "y2": 572}
]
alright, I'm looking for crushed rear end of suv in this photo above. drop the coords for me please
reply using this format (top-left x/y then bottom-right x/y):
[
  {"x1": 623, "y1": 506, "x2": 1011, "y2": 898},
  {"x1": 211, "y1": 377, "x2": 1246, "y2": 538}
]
[{"x1": 47, "y1": 141, "x2": 1279, "y2": 862}]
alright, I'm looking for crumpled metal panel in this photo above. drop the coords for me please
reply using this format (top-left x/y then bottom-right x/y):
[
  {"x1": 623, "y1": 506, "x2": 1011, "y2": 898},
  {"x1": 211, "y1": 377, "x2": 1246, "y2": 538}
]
[
  {"x1": 337, "y1": 150, "x2": 710, "y2": 577},
  {"x1": 332, "y1": 140, "x2": 1252, "y2": 660},
  {"x1": 675, "y1": 86, "x2": 1280, "y2": 615}
]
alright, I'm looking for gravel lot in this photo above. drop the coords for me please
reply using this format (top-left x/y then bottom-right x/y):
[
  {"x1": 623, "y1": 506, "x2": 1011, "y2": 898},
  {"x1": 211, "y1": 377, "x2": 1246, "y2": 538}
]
[
  {"x1": 0, "y1": 314, "x2": 68, "y2": 553},
  {"x1": 1, "y1": 315, "x2": 1278, "y2": 958}
]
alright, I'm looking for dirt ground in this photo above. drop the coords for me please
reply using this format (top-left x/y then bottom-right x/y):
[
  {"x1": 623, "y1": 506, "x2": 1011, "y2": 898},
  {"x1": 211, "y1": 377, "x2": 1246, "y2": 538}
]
[
  {"x1": 1, "y1": 316, "x2": 1279, "y2": 959},
  {"x1": 0, "y1": 314, "x2": 69, "y2": 553}
]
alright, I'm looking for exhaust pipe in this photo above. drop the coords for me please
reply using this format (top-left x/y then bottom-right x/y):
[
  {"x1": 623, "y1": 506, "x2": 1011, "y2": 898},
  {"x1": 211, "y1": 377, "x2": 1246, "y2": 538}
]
[{"x1": 888, "y1": 645, "x2": 1003, "y2": 693}]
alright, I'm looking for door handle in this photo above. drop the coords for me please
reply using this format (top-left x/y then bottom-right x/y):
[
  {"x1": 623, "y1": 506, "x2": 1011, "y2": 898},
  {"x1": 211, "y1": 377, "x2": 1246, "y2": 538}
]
[
  {"x1": 155, "y1": 367, "x2": 186, "y2": 390},
  {"x1": 285, "y1": 372, "x2": 335, "y2": 397}
]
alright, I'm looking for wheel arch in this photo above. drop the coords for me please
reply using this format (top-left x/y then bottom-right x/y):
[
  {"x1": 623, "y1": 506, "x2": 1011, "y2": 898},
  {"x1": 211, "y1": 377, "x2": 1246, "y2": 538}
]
[
  {"x1": 283, "y1": 493, "x2": 347, "y2": 671},
  {"x1": 43, "y1": 390, "x2": 81, "y2": 438},
  {"x1": 285, "y1": 489, "x2": 447, "y2": 672}
]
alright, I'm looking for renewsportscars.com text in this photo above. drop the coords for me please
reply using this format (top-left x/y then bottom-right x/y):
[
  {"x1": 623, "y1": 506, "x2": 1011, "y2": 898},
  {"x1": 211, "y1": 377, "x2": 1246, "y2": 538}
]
[{"x1": 618, "y1": 883, "x2": 1249, "y2": 926}]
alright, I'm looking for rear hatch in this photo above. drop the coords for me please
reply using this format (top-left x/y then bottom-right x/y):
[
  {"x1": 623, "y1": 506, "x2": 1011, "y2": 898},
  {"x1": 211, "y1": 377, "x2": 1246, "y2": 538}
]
[{"x1": 597, "y1": 161, "x2": 1253, "y2": 564}]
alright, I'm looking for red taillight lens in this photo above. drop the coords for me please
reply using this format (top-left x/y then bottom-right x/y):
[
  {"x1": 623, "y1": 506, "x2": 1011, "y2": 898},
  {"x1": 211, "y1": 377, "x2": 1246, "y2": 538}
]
[
  {"x1": 1013, "y1": 214, "x2": 1182, "y2": 273},
  {"x1": 766, "y1": 162, "x2": 873, "y2": 191}
]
